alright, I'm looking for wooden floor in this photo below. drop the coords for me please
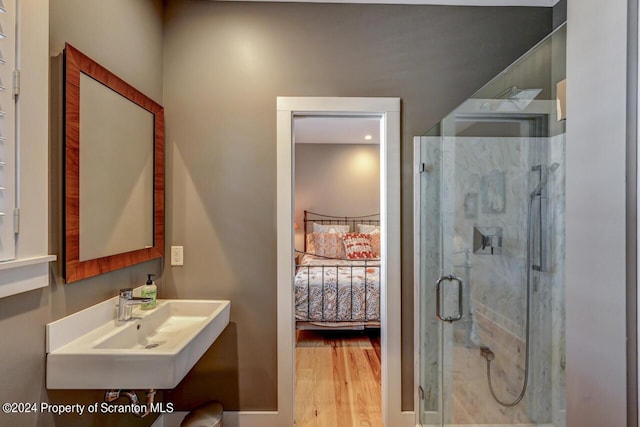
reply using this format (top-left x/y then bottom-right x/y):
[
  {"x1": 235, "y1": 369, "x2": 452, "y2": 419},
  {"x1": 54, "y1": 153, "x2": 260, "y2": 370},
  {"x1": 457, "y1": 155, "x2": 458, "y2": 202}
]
[{"x1": 295, "y1": 329, "x2": 382, "y2": 427}]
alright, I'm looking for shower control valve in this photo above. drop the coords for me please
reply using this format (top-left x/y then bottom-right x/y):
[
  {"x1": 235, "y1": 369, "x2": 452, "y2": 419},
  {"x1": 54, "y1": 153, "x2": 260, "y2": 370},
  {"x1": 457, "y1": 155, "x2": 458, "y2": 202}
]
[{"x1": 473, "y1": 226, "x2": 502, "y2": 255}]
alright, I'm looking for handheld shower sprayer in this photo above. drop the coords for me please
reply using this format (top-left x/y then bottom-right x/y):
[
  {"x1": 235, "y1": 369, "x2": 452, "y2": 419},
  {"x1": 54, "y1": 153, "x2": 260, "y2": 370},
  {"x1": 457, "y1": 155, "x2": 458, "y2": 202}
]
[{"x1": 483, "y1": 160, "x2": 561, "y2": 408}]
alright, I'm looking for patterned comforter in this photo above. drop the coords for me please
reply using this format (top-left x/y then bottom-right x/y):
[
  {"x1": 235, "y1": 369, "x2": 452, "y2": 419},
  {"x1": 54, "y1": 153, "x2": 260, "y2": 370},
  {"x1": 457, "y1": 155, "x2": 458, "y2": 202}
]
[{"x1": 294, "y1": 254, "x2": 380, "y2": 323}]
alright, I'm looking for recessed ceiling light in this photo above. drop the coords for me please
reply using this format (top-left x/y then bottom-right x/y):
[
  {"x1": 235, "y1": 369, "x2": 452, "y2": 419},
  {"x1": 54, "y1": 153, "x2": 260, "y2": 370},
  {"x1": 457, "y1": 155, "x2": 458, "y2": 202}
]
[{"x1": 364, "y1": 135, "x2": 373, "y2": 141}]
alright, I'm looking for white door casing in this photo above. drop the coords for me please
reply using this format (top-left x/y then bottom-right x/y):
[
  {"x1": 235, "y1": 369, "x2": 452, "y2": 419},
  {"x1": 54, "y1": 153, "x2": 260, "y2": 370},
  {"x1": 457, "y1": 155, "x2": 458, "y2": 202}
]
[{"x1": 276, "y1": 96, "x2": 405, "y2": 427}]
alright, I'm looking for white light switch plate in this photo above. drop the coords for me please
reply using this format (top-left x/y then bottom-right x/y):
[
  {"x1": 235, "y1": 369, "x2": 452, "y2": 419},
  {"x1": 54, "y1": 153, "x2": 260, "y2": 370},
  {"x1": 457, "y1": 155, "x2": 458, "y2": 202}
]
[{"x1": 171, "y1": 246, "x2": 184, "y2": 266}]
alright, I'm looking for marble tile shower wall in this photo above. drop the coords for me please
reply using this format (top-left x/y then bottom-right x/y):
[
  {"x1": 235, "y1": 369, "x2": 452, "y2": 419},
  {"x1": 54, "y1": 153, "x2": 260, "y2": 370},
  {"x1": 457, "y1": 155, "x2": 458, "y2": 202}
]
[
  {"x1": 444, "y1": 134, "x2": 565, "y2": 426},
  {"x1": 449, "y1": 135, "x2": 530, "y2": 336}
]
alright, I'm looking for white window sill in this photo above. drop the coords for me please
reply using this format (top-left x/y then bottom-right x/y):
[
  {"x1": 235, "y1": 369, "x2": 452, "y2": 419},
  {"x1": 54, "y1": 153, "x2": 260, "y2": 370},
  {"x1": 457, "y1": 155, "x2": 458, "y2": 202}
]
[{"x1": 0, "y1": 255, "x2": 57, "y2": 298}]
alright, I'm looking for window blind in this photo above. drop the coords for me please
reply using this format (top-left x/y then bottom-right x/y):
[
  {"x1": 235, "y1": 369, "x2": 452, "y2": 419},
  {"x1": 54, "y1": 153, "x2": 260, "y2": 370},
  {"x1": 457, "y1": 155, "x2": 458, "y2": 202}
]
[{"x1": 0, "y1": 0, "x2": 17, "y2": 262}]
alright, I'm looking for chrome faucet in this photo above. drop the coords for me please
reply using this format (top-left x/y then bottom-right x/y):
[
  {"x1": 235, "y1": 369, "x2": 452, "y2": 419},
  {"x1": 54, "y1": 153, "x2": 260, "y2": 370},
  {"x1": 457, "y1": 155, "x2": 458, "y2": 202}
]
[{"x1": 117, "y1": 288, "x2": 152, "y2": 321}]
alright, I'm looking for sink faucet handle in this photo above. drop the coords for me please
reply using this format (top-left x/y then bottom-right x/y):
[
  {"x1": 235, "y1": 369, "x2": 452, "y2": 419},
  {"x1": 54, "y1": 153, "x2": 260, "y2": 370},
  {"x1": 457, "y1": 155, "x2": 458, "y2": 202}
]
[
  {"x1": 117, "y1": 288, "x2": 153, "y2": 321},
  {"x1": 118, "y1": 289, "x2": 134, "y2": 321}
]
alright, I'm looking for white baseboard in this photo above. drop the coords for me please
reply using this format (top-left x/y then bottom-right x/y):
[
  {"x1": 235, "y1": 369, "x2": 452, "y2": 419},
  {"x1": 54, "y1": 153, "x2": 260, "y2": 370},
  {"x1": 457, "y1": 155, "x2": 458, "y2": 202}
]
[
  {"x1": 401, "y1": 410, "x2": 415, "y2": 426},
  {"x1": 153, "y1": 410, "x2": 415, "y2": 427}
]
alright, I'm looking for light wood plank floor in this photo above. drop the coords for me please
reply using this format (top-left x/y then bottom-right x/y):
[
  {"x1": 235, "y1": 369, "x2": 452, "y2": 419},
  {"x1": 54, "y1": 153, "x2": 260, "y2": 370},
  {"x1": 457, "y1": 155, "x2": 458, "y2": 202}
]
[{"x1": 295, "y1": 330, "x2": 382, "y2": 427}]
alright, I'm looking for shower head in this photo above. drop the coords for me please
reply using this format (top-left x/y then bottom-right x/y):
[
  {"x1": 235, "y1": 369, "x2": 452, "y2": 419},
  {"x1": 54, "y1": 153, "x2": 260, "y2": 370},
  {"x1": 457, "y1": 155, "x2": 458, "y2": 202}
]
[
  {"x1": 530, "y1": 162, "x2": 560, "y2": 198},
  {"x1": 495, "y1": 87, "x2": 542, "y2": 111}
]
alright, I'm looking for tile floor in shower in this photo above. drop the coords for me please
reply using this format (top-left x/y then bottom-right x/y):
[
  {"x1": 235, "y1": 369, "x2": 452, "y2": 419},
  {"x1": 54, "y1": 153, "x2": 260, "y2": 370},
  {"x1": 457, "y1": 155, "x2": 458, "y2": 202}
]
[{"x1": 432, "y1": 313, "x2": 560, "y2": 427}]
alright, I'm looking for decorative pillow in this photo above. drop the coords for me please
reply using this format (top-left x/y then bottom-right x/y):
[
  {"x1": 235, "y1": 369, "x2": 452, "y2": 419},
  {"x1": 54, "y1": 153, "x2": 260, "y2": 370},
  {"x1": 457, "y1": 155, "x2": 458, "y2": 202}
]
[
  {"x1": 312, "y1": 222, "x2": 350, "y2": 234},
  {"x1": 357, "y1": 224, "x2": 380, "y2": 234},
  {"x1": 342, "y1": 233, "x2": 376, "y2": 260},
  {"x1": 306, "y1": 232, "x2": 347, "y2": 258},
  {"x1": 368, "y1": 233, "x2": 380, "y2": 257}
]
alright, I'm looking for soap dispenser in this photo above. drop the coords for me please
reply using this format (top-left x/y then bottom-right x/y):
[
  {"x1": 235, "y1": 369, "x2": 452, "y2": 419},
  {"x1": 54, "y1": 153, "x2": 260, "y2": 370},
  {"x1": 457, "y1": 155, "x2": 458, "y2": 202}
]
[{"x1": 141, "y1": 274, "x2": 157, "y2": 310}]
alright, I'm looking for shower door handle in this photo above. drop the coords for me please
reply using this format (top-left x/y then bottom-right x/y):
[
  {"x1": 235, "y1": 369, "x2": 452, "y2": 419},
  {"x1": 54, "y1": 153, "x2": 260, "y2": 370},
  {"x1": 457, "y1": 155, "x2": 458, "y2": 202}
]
[{"x1": 436, "y1": 275, "x2": 463, "y2": 322}]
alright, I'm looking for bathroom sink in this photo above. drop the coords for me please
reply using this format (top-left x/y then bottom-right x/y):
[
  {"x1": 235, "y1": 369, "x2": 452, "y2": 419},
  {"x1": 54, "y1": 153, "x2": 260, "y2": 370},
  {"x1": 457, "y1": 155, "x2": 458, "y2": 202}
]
[{"x1": 46, "y1": 299, "x2": 230, "y2": 389}]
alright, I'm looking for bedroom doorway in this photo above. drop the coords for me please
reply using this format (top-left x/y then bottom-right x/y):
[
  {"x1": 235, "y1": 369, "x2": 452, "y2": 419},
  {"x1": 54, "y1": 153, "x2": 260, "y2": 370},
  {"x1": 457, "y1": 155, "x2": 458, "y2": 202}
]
[
  {"x1": 293, "y1": 116, "x2": 382, "y2": 427},
  {"x1": 276, "y1": 97, "x2": 404, "y2": 427}
]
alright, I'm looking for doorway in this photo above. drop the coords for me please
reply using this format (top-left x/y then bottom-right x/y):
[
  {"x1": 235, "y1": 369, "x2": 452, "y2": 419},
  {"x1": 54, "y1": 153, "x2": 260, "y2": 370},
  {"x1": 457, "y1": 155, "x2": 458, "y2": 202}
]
[
  {"x1": 294, "y1": 115, "x2": 382, "y2": 426},
  {"x1": 276, "y1": 97, "x2": 404, "y2": 427}
]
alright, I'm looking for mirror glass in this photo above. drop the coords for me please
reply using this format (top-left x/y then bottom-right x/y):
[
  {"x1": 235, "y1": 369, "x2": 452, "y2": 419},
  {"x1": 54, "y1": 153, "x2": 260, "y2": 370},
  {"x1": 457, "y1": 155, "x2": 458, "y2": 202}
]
[
  {"x1": 79, "y1": 73, "x2": 154, "y2": 261},
  {"x1": 64, "y1": 44, "x2": 164, "y2": 283}
]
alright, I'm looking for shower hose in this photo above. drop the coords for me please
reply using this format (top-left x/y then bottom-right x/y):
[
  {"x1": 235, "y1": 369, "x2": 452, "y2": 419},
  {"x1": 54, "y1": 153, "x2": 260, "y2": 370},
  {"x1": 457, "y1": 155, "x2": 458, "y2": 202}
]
[{"x1": 484, "y1": 195, "x2": 535, "y2": 408}]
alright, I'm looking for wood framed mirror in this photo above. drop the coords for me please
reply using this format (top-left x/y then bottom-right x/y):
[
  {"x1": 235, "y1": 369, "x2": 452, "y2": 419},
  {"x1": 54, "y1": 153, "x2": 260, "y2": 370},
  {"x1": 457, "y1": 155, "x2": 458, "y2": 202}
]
[{"x1": 64, "y1": 44, "x2": 164, "y2": 283}]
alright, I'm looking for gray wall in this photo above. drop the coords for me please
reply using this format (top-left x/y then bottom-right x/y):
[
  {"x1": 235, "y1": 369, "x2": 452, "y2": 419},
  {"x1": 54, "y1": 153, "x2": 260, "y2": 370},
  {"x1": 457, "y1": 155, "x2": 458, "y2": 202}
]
[
  {"x1": 49, "y1": 0, "x2": 164, "y2": 103},
  {"x1": 566, "y1": 0, "x2": 629, "y2": 425},
  {"x1": 294, "y1": 143, "x2": 381, "y2": 251},
  {"x1": 553, "y1": 0, "x2": 567, "y2": 30},
  {"x1": 0, "y1": 1, "x2": 164, "y2": 426},
  {"x1": 162, "y1": 0, "x2": 552, "y2": 411}
]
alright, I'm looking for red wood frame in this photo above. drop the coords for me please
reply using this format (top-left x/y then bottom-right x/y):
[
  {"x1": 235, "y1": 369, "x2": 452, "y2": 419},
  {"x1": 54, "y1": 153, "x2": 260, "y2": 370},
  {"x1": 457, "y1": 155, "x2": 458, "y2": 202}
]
[{"x1": 64, "y1": 43, "x2": 164, "y2": 283}]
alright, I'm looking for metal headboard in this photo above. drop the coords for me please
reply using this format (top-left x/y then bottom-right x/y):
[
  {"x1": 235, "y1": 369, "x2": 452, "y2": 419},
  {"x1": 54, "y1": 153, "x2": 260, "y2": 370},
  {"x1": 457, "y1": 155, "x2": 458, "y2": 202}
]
[{"x1": 303, "y1": 210, "x2": 380, "y2": 252}]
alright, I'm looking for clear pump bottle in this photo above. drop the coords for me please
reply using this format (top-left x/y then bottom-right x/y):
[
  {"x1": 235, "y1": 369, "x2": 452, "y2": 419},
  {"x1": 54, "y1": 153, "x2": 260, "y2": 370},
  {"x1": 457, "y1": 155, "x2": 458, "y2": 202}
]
[{"x1": 141, "y1": 274, "x2": 157, "y2": 310}]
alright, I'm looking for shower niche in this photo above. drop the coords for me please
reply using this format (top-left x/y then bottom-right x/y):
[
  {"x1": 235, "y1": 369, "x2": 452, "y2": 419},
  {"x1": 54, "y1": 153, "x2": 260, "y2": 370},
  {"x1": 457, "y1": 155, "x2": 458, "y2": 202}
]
[{"x1": 414, "y1": 24, "x2": 566, "y2": 427}]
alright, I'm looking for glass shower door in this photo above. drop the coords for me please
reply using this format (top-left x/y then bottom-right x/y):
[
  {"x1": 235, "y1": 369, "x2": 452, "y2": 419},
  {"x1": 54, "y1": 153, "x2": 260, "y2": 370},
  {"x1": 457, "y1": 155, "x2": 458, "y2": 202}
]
[
  {"x1": 417, "y1": 131, "x2": 535, "y2": 426},
  {"x1": 417, "y1": 130, "x2": 564, "y2": 427},
  {"x1": 419, "y1": 130, "x2": 537, "y2": 427}
]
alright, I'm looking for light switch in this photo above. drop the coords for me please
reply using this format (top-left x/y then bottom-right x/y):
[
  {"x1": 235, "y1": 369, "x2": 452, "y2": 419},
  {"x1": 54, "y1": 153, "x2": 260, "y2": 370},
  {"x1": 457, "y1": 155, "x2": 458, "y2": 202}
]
[{"x1": 171, "y1": 246, "x2": 184, "y2": 266}]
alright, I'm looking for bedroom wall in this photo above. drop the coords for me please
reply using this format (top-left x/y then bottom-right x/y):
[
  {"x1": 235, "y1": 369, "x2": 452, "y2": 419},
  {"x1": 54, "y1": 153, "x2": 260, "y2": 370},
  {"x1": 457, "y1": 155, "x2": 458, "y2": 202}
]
[
  {"x1": 162, "y1": 0, "x2": 552, "y2": 412},
  {"x1": 294, "y1": 143, "x2": 380, "y2": 251},
  {"x1": 0, "y1": 1, "x2": 164, "y2": 426}
]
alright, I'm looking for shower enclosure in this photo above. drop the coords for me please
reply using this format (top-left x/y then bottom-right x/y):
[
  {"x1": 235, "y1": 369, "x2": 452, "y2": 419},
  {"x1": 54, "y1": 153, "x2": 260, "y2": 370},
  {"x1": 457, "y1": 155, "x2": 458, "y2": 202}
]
[{"x1": 414, "y1": 25, "x2": 566, "y2": 427}]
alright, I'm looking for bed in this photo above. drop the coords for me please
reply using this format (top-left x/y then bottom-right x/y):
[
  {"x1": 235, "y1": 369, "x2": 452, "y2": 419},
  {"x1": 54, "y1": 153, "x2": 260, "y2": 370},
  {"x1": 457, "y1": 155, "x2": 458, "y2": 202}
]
[{"x1": 294, "y1": 211, "x2": 381, "y2": 330}]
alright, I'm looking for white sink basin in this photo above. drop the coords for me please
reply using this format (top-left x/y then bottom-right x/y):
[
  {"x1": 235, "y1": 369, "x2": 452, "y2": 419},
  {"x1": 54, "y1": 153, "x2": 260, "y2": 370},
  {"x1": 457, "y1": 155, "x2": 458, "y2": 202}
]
[{"x1": 46, "y1": 298, "x2": 230, "y2": 389}]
